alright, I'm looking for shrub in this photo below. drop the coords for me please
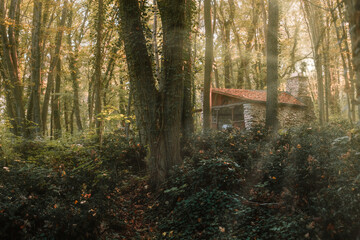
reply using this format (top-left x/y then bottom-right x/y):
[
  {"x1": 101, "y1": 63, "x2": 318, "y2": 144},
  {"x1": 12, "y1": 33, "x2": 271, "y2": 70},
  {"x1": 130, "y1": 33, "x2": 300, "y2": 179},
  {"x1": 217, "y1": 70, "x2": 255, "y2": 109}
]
[
  {"x1": 0, "y1": 135, "x2": 137, "y2": 239},
  {"x1": 152, "y1": 124, "x2": 360, "y2": 239}
]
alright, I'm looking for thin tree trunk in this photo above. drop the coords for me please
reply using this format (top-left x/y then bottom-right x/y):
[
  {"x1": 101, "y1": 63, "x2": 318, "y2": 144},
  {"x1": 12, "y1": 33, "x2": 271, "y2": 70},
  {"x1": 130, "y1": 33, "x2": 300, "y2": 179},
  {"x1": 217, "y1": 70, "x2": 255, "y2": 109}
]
[
  {"x1": 42, "y1": 2, "x2": 67, "y2": 135},
  {"x1": 327, "y1": 0, "x2": 353, "y2": 122},
  {"x1": 88, "y1": 75, "x2": 95, "y2": 127},
  {"x1": 64, "y1": 93, "x2": 70, "y2": 133},
  {"x1": 29, "y1": 0, "x2": 42, "y2": 136},
  {"x1": 66, "y1": 3, "x2": 86, "y2": 132},
  {"x1": 125, "y1": 88, "x2": 132, "y2": 139},
  {"x1": 153, "y1": 0, "x2": 160, "y2": 80},
  {"x1": 53, "y1": 59, "x2": 62, "y2": 139},
  {"x1": 302, "y1": 0, "x2": 325, "y2": 125},
  {"x1": 193, "y1": 0, "x2": 201, "y2": 109},
  {"x1": 203, "y1": 0, "x2": 213, "y2": 130},
  {"x1": 182, "y1": 0, "x2": 194, "y2": 139},
  {"x1": 102, "y1": 42, "x2": 119, "y2": 107},
  {"x1": 94, "y1": 0, "x2": 104, "y2": 144},
  {"x1": 323, "y1": 38, "x2": 330, "y2": 122},
  {"x1": 224, "y1": 20, "x2": 232, "y2": 88}
]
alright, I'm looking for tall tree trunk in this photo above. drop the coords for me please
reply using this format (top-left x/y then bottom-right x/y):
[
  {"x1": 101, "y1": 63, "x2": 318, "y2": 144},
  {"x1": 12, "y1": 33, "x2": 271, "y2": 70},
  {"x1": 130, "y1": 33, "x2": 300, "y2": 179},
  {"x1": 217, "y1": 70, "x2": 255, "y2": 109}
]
[
  {"x1": 119, "y1": 0, "x2": 159, "y2": 185},
  {"x1": 241, "y1": 0, "x2": 260, "y2": 90},
  {"x1": 337, "y1": 0, "x2": 357, "y2": 121},
  {"x1": 203, "y1": 0, "x2": 213, "y2": 130},
  {"x1": 94, "y1": 0, "x2": 104, "y2": 143},
  {"x1": 102, "y1": 42, "x2": 119, "y2": 107},
  {"x1": 0, "y1": 0, "x2": 25, "y2": 135},
  {"x1": 265, "y1": 0, "x2": 279, "y2": 130},
  {"x1": 52, "y1": 59, "x2": 62, "y2": 139},
  {"x1": 224, "y1": 20, "x2": 232, "y2": 88},
  {"x1": 343, "y1": 0, "x2": 360, "y2": 120},
  {"x1": 193, "y1": 0, "x2": 201, "y2": 109},
  {"x1": 29, "y1": 0, "x2": 42, "y2": 137},
  {"x1": 182, "y1": 0, "x2": 194, "y2": 139},
  {"x1": 88, "y1": 75, "x2": 95, "y2": 127},
  {"x1": 328, "y1": 0, "x2": 353, "y2": 122},
  {"x1": 120, "y1": 0, "x2": 187, "y2": 188},
  {"x1": 0, "y1": 53, "x2": 17, "y2": 134},
  {"x1": 157, "y1": 0, "x2": 186, "y2": 179},
  {"x1": 302, "y1": 0, "x2": 325, "y2": 125},
  {"x1": 67, "y1": 2, "x2": 87, "y2": 132},
  {"x1": 153, "y1": 0, "x2": 160, "y2": 80},
  {"x1": 63, "y1": 93, "x2": 70, "y2": 133},
  {"x1": 228, "y1": 0, "x2": 244, "y2": 89},
  {"x1": 42, "y1": 2, "x2": 67, "y2": 135},
  {"x1": 323, "y1": 28, "x2": 330, "y2": 122}
]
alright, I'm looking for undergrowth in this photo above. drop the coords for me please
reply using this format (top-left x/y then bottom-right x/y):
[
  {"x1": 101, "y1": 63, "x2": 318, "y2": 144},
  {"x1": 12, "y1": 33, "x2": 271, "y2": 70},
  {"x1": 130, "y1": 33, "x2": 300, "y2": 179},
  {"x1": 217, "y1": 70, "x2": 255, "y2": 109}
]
[{"x1": 1, "y1": 122, "x2": 360, "y2": 239}]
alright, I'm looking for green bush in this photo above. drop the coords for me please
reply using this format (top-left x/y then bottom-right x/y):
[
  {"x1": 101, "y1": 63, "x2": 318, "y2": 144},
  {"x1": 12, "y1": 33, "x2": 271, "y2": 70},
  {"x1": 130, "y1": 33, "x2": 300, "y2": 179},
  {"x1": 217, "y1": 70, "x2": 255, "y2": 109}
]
[
  {"x1": 151, "y1": 124, "x2": 360, "y2": 239},
  {"x1": 0, "y1": 133, "x2": 146, "y2": 239}
]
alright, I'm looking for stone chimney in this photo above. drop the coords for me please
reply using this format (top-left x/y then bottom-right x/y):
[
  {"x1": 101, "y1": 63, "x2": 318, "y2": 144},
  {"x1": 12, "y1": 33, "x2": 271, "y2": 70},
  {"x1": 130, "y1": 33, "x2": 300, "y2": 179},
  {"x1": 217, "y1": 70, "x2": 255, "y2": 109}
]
[
  {"x1": 286, "y1": 73, "x2": 309, "y2": 99},
  {"x1": 286, "y1": 73, "x2": 315, "y2": 118}
]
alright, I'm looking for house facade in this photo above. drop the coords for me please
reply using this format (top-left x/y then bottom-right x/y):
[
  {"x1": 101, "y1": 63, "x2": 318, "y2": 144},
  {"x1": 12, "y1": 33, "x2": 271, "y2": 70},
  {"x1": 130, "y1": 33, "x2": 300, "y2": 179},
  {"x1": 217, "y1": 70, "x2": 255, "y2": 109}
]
[{"x1": 210, "y1": 75, "x2": 314, "y2": 130}]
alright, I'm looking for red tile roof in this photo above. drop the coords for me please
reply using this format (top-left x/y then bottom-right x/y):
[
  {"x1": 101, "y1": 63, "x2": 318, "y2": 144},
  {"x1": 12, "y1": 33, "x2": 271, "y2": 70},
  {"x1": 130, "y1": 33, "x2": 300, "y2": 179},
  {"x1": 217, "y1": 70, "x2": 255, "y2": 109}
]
[{"x1": 211, "y1": 88, "x2": 306, "y2": 107}]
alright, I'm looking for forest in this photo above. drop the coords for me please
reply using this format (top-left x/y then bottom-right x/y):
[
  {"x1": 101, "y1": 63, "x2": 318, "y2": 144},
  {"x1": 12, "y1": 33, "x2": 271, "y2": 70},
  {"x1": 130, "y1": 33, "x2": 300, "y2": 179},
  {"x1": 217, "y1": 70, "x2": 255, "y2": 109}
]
[{"x1": 0, "y1": 0, "x2": 360, "y2": 239}]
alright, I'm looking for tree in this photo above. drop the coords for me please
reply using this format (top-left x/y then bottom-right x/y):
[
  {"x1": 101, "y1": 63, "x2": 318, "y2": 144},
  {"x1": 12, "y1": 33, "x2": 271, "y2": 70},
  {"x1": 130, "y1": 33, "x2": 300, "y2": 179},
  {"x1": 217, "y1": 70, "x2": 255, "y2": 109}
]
[
  {"x1": 182, "y1": 0, "x2": 195, "y2": 138},
  {"x1": 203, "y1": 0, "x2": 213, "y2": 130},
  {"x1": 66, "y1": 0, "x2": 90, "y2": 132},
  {"x1": 119, "y1": 0, "x2": 188, "y2": 187},
  {"x1": 301, "y1": 0, "x2": 325, "y2": 125},
  {"x1": 343, "y1": 0, "x2": 360, "y2": 119},
  {"x1": 0, "y1": 0, "x2": 26, "y2": 135},
  {"x1": 94, "y1": 0, "x2": 104, "y2": 143},
  {"x1": 42, "y1": 2, "x2": 67, "y2": 135},
  {"x1": 265, "y1": 0, "x2": 279, "y2": 130},
  {"x1": 28, "y1": 0, "x2": 43, "y2": 137}
]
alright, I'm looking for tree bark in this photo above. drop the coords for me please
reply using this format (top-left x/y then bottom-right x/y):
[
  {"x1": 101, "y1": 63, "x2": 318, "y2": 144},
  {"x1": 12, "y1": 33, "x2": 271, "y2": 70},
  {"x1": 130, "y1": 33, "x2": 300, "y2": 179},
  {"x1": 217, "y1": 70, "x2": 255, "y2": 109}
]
[
  {"x1": 343, "y1": 0, "x2": 360, "y2": 120},
  {"x1": 224, "y1": 20, "x2": 232, "y2": 88},
  {"x1": 120, "y1": 0, "x2": 187, "y2": 188},
  {"x1": 29, "y1": 0, "x2": 42, "y2": 136},
  {"x1": 203, "y1": 0, "x2": 213, "y2": 130},
  {"x1": 157, "y1": 0, "x2": 186, "y2": 176},
  {"x1": 265, "y1": 0, "x2": 279, "y2": 130},
  {"x1": 94, "y1": 0, "x2": 104, "y2": 144},
  {"x1": 153, "y1": 0, "x2": 160, "y2": 80},
  {"x1": 0, "y1": 0, "x2": 25, "y2": 135},
  {"x1": 52, "y1": 59, "x2": 62, "y2": 139},
  {"x1": 182, "y1": 0, "x2": 195, "y2": 139},
  {"x1": 119, "y1": 0, "x2": 160, "y2": 185}
]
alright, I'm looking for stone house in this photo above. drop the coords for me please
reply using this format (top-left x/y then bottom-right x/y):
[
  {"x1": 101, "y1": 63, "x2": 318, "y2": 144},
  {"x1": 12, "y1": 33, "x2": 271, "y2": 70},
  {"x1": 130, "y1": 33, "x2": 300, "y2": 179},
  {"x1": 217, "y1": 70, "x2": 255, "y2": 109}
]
[{"x1": 210, "y1": 75, "x2": 314, "y2": 130}]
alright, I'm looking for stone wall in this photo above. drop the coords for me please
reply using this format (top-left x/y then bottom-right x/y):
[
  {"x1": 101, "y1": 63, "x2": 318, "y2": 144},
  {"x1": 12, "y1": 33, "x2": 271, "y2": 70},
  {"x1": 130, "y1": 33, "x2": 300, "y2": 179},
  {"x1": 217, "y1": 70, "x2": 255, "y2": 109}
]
[
  {"x1": 243, "y1": 103, "x2": 266, "y2": 129},
  {"x1": 243, "y1": 103, "x2": 312, "y2": 129},
  {"x1": 278, "y1": 105, "x2": 312, "y2": 127}
]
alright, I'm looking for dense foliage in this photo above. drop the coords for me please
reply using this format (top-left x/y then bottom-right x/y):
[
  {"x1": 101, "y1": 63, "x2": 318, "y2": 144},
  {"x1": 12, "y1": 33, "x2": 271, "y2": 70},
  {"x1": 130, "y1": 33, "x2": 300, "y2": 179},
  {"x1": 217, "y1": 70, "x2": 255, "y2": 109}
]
[
  {"x1": 0, "y1": 132, "x2": 146, "y2": 239},
  {"x1": 1, "y1": 123, "x2": 360, "y2": 239},
  {"x1": 153, "y1": 123, "x2": 360, "y2": 239}
]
